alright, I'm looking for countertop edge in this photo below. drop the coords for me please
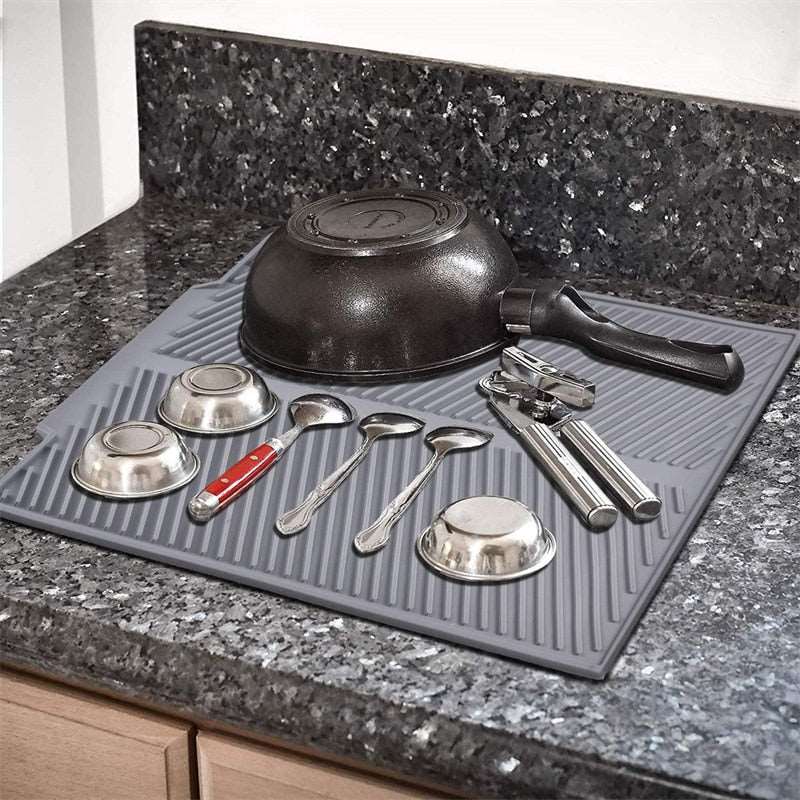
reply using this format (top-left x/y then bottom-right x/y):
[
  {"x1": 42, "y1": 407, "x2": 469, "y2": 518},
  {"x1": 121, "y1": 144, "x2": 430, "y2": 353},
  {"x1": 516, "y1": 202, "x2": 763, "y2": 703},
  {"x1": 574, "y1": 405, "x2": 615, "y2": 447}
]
[{"x1": 0, "y1": 593, "x2": 739, "y2": 800}]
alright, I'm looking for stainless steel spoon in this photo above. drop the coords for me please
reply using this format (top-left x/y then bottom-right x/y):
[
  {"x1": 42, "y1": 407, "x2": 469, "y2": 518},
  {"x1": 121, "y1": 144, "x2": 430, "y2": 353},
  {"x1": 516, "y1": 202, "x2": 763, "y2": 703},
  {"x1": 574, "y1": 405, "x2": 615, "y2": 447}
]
[
  {"x1": 276, "y1": 412, "x2": 424, "y2": 536},
  {"x1": 353, "y1": 426, "x2": 493, "y2": 555},
  {"x1": 188, "y1": 394, "x2": 353, "y2": 522}
]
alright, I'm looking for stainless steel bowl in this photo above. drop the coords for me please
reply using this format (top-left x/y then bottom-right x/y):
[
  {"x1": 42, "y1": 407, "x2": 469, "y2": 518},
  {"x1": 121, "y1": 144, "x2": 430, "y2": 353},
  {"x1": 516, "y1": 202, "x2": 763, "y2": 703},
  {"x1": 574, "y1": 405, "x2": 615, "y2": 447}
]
[
  {"x1": 158, "y1": 363, "x2": 277, "y2": 434},
  {"x1": 416, "y1": 496, "x2": 556, "y2": 582},
  {"x1": 71, "y1": 420, "x2": 200, "y2": 499}
]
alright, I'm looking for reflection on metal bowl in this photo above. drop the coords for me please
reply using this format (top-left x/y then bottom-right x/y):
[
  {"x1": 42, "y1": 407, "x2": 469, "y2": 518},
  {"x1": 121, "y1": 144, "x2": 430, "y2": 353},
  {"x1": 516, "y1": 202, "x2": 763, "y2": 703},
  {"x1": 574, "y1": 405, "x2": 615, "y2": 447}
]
[
  {"x1": 71, "y1": 420, "x2": 199, "y2": 499},
  {"x1": 158, "y1": 363, "x2": 277, "y2": 435},
  {"x1": 416, "y1": 496, "x2": 556, "y2": 583}
]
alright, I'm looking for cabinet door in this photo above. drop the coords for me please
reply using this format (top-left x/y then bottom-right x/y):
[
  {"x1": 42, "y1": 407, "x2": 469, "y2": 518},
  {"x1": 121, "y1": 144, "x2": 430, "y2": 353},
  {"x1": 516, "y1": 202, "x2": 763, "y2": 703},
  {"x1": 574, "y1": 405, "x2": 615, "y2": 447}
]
[
  {"x1": 197, "y1": 731, "x2": 441, "y2": 800},
  {"x1": 0, "y1": 669, "x2": 193, "y2": 800}
]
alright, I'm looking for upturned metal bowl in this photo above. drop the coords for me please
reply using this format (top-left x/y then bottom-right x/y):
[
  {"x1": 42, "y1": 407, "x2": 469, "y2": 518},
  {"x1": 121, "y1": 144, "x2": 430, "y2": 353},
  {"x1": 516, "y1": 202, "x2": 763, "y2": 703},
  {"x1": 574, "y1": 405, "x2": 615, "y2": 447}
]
[
  {"x1": 71, "y1": 420, "x2": 200, "y2": 499},
  {"x1": 158, "y1": 363, "x2": 277, "y2": 435},
  {"x1": 416, "y1": 496, "x2": 556, "y2": 582}
]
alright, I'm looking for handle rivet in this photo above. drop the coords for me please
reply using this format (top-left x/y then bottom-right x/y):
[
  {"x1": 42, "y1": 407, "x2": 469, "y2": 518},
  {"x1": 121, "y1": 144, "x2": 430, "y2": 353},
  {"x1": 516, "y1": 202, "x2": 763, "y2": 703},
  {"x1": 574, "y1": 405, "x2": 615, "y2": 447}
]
[
  {"x1": 250, "y1": 455, "x2": 259, "y2": 461},
  {"x1": 220, "y1": 477, "x2": 230, "y2": 484}
]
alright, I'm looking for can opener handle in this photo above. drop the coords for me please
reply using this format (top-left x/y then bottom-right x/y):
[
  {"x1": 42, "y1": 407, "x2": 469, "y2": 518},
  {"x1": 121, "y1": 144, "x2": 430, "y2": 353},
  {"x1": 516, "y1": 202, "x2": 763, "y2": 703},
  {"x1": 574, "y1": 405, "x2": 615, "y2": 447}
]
[{"x1": 484, "y1": 350, "x2": 662, "y2": 523}]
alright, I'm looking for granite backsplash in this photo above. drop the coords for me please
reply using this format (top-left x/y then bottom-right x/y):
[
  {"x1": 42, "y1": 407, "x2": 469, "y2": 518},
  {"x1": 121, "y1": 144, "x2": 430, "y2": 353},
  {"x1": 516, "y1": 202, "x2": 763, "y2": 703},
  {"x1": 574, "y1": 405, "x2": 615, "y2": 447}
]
[{"x1": 136, "y1": 22, "x2": 799, "y2": 306}]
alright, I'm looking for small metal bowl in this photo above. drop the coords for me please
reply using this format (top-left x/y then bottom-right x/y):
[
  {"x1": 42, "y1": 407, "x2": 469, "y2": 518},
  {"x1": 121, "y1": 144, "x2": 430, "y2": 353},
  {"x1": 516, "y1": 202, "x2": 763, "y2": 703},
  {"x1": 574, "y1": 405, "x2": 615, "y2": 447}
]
[
  {"x1": 416, "y1": 496, "x2": 556, "y2": 582},
  {"x1": 158, "y1": 363, "x2": 277, "y2": 435},
  {"x1": 71, "y1": 420, "x2": 200, "y2": 499}
]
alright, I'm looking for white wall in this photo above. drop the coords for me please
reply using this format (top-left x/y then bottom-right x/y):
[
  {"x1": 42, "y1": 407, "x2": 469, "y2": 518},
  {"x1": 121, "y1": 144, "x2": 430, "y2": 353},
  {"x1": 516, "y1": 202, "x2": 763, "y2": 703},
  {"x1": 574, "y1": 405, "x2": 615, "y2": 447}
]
[
  {"x1": 3, "y1": 0, "x2": 73, "y2": 279},
  {"x1": 3, "y1": 0, "x2": 799, "y2": 280}
]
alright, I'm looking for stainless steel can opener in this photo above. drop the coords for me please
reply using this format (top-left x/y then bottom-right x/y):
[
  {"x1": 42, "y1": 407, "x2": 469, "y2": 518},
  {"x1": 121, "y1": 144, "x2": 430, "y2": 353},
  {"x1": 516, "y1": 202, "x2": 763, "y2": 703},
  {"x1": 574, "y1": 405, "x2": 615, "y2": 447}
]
[{"x1": 479, "y1": 346, "x2": 662, "y2": 529}]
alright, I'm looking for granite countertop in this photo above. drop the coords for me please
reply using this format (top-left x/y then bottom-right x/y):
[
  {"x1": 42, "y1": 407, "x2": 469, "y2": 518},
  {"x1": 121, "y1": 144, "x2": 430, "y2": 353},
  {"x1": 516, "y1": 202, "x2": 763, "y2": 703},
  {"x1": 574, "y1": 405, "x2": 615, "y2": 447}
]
[{"x1": 1, "y1": 195, "x2": 798, "y2": 800}]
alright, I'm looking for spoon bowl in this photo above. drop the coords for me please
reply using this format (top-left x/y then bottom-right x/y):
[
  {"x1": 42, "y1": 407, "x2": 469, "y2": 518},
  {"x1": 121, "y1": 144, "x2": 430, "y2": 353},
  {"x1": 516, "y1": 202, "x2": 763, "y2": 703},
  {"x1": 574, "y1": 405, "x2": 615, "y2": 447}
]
[
  {"x1": 425, "y1": 426, "x2": 493, "y2": 454},
  {"x1": 290, "y1": 394, "x2": 354, "y2": 429},
  {"x1": 360, "y1": 412, "x2": 424, "y2": 439}
]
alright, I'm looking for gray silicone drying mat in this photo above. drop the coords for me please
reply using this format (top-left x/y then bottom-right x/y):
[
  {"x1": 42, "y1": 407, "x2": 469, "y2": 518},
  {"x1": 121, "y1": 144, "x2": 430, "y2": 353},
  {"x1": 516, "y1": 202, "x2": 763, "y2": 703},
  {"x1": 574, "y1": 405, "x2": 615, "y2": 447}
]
[{"x1": 1, "y1": 236, "x2": 797, "y2": 679}]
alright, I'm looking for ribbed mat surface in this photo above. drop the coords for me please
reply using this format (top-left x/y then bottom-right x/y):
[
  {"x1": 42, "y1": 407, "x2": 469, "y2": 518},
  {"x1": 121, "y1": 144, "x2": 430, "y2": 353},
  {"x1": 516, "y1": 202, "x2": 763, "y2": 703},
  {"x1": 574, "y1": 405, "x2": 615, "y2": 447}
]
[{"x1": 2, "y1": 237, "x2": 797, "y2": 678}]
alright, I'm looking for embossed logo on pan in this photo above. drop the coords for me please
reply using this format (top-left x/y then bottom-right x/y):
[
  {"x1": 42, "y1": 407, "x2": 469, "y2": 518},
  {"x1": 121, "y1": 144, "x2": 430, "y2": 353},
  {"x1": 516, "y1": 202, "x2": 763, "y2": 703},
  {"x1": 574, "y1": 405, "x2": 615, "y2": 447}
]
[{"x1": 348, "y1": 208, "x2": 406, "y2": 230}]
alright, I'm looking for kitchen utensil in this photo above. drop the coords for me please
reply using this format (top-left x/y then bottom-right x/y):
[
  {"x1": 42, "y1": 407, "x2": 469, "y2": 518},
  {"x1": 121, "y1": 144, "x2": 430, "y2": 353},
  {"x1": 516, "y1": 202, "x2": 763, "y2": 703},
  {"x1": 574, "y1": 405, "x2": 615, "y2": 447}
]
[
  {"x1": 502, "y1": 345, "x2": 596, "y2": 408},
  {"x1": 416, "y1": 496, "x2": 557, "y2": 582},
  {"x1": 276, "y1": 412, "x2": 424, "y2": 536},
  {"x1": 242, "y1": 188, "x2": 744, "y2": 390},
  {"x1": 482, "y1": 377, "x2": 618, "y2": 530},
  {"x1": 480, "y1": 347, "x2": 662, "y2": 528},
  {"x1": 353, "y1": 427, "x2": 492, "y2": 555},
  {"x1": 158, "y1": 362, "x2": 277, "y2": 434},
  {"x1": 501, "y1": 347, "x2": 662, "y2": 521},
  {"x1": 188, "y1": 394, "x2": 353, "y2": 521},
  {"x1": 71, "y1": 420, "x2": 200, "y2": 499}
]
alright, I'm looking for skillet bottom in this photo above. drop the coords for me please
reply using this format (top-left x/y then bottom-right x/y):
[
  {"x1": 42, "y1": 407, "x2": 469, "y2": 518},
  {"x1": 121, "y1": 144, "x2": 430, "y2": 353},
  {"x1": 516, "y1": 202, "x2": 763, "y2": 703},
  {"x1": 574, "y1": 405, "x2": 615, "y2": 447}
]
[{"x1": 239, "y1": 327, "x2": 516, "y2": 384}]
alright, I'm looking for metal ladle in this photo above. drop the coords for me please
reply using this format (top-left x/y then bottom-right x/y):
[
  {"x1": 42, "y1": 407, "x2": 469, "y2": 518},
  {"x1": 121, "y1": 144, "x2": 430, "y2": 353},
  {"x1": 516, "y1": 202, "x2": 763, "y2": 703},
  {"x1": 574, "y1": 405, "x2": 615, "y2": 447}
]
[
  {"x1": 353, "y1": 426, "x2": 493, "y2": 555},
  {"x1": 276, "y1": 412, "x2": 424, "y2": 536},
  {"x1": 188, "y1": 394, "x2": 353, "y2": 522}
]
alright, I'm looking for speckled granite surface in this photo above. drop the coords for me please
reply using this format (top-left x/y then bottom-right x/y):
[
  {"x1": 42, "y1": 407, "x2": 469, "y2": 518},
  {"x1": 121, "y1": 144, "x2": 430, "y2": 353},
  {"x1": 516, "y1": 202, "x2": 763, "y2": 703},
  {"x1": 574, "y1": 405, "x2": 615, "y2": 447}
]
[
  {"x1": 1, "y1": 196, "x2": 798, "y2": 799},
  {"x1": 136, "y1": 23, "x2": 800, "y2": 306}
]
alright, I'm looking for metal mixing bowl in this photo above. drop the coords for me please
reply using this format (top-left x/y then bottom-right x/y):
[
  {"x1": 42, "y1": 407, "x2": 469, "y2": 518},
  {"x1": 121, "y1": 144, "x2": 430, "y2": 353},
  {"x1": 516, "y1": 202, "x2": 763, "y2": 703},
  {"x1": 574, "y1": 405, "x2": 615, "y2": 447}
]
[
  {"x1": 158, "y1": 363, "x2": 277, "y2": 434},
  {"x1": 71, "y1": 420, "x2": 200, "y2": 499},
  {"x1": 416, "y1": 496, "x2": 556, "y2": 582}
]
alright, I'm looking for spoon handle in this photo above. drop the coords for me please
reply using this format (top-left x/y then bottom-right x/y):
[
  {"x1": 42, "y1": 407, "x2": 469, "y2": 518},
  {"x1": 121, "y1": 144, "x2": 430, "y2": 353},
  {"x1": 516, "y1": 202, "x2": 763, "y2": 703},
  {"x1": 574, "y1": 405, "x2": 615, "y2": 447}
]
[
  {"x1": 276, "y1": 436, "x2": 374, "y2": 535},
  {"x1": 353, "y1": 452, "x2": 443, "y2": 555}
]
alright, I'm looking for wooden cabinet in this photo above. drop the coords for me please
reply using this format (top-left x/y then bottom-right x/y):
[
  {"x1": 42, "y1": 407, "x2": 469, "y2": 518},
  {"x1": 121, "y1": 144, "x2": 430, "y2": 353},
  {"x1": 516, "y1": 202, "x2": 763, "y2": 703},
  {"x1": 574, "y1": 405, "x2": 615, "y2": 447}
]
[
  {"x1": 0, "y1": 668, "x2": 446, "y2": 800},
  {"x1": 196, "y1": 731, "x2": 434, "y2": 800},
  {"x1": 0, "y1": 669, "x2": 193, "y2": 800}
]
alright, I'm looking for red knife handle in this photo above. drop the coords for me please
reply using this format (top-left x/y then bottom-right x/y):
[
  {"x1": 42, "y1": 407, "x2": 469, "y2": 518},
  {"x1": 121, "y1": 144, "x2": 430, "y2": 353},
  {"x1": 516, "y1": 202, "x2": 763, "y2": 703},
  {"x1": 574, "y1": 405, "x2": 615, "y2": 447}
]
[{"x1": 188, "y1": 440, "x2": 282, "y2": 522}]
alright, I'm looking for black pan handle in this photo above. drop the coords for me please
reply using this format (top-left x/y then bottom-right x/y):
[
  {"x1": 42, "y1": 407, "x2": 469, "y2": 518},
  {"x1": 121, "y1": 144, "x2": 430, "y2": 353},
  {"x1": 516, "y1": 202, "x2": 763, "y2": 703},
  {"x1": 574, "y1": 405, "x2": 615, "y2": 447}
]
[{"x1": 501, "y1": 283, "x2": 744, "y2": 391}]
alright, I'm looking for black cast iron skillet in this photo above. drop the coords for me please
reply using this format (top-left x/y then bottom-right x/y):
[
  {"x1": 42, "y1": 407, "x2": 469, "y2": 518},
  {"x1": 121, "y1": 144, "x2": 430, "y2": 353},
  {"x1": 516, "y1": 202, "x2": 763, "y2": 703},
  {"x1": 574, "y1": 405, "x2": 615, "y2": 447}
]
[{"x1": 241, "y1": 188, "x2": 744, "y2": 390}]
